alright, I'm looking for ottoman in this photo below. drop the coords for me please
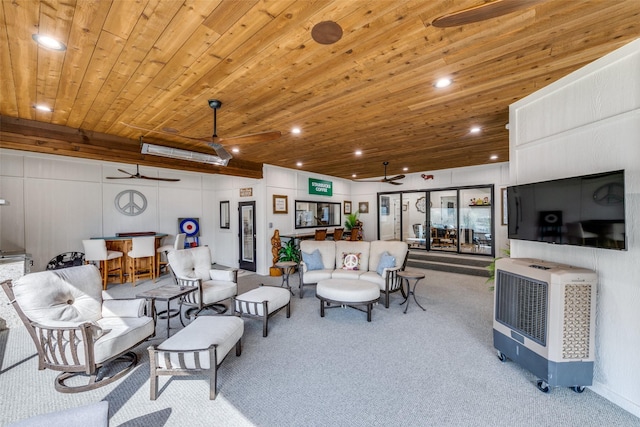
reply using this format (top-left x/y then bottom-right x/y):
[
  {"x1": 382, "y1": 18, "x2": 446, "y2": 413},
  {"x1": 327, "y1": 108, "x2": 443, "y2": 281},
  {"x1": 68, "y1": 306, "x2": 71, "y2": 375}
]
[
  {"x1": 148, "y1": 315, "x2": 244, "y2": 400},
  {"x1": 232, "y1": 284, "x2": 291, "y2": 337},
  {"x1": 316, "y1": 279, "x2": 380, "y2": 322}
]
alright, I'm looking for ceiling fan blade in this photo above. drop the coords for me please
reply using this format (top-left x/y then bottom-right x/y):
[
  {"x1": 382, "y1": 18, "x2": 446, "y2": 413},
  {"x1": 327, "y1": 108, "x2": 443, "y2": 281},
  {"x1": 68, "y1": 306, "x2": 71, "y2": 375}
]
[
  {"x1": 384, "y1": 174, "x2": 406, "y2": 181},
  {"x1": 139, "y1": 175, "x2": 181, "y2": 182},
  {"x1": 387, "y1": 181, "x2": 403, "y2": 185},
  {"x1": 106, "y1": 176, "x2": 134, "y2": 179},
  {"x1": 432, "y1": 0, "x2": 545, "y2": 28},
  {"x1": 218, "y1": 131, "x2": 282, "y2": 145},
  {"x1": 117, "y1": 168, "x2": 135, "y2": 176},
  {"x1": 120, "y1": 122, "x2": 211, "y2": 143}
]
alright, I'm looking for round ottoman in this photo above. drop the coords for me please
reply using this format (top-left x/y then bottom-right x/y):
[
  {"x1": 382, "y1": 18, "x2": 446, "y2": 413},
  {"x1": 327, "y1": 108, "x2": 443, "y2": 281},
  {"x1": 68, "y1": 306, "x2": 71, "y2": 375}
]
[{"x1": 316, "y1": 279, "x2": 380, "y2": 322}]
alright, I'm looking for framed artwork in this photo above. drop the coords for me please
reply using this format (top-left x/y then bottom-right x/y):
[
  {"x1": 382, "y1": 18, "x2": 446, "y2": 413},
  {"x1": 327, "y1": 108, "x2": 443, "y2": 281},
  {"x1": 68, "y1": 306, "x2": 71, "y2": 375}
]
[
  {"x1": 403, "y1": 202, "x2": 408, "y2": 211},
  {"x1": 358, "y1": 202, "x2": 369, "y2": 214},
  {"x1": 416, "y1": 196, "x2": 427, "y2": 213},
  {"x1": 501, "y1": 188, "x2": 508, "y2": 225},
  {"x1": 344, "y1": 200, "x2": 352, "y2": 214},
  {"x1": 273, "y1": 194, "x2": 288, "y2": 214},
  {"x1": 220, "y1": 201, "x2": 230, "y2": 229},
  {"x1": 380, "y1": 196, "x2": 390, "y2": 216}
]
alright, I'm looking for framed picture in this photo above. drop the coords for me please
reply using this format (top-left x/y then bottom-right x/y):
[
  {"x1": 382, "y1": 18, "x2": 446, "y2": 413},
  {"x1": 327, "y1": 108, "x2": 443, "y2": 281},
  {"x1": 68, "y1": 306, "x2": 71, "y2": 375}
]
[
  {"x1": 220, "y1": 201, "x2": 230, "y2": 229},
  {"x1": 273, "y1": 194, "x2": 288, "y2": 214},
  {"x1": 358, "y1": 202, "x2": 369, "y2": 214},
  {"x1": 501, "y1": 188, "x2": 508, "y2": 225},
  {"x1": 403, "y1": 202, "x2": 408, "y2": 211},
  {"x1": 344, "y1": 200, "x2": 352, "y2": 214}
]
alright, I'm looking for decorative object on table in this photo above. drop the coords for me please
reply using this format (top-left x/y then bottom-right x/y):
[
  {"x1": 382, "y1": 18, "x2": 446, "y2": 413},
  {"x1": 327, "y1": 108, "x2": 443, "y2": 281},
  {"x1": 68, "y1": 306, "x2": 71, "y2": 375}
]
[
  {"x1": 344, "y1": 200, "x2": 352, "y2": 214},
  {"x1": 358, "y1": 202, "x2": 369, "y2": 214},
  {"x1": 273, "y1": 194, "x2": 288, "y2": 214},
  {"x1": 278, "y1": 238, "x2": 301, "y2": 264}
]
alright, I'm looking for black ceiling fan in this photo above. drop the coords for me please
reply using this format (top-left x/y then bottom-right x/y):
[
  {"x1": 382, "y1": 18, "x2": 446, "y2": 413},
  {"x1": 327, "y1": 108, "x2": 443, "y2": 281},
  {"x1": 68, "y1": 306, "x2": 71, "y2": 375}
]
[
  {"x1": 356, "y1": 162, "x2": 405, "y2": 185},
  {"x1": 121, "y1": 99, "x2": 281, "y2": 163},
  {"x1": 106, "y1": 164, "x2": 180, "y2": 182}
]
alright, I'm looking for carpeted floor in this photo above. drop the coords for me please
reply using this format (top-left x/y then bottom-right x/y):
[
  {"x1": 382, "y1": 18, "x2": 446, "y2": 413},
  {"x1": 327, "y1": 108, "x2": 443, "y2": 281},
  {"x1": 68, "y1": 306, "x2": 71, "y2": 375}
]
[{"x1": 1, "y1": 267, "x2": 638, "y2": 426}]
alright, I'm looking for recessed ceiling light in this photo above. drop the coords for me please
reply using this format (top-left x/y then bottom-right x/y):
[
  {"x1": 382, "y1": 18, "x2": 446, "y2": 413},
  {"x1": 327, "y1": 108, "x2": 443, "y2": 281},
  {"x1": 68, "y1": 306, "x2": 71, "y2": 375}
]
[
  {"x1": 352, "y1": 174, "x2": 357, "y2": 178},
  {"x1": 490, "y1": 155, "x2": 498, "y2": 160},
  {"x1": 32, "y1": 34, "x2": 66, "y2": 51},
  {"x1": 296, "y1": 162, "x2": 303, "y2": 167},
  {"x1": 470, "y1": 126, "x2": 481, "y2": 133},
  {"x1": 355, "y1": 150, "x2": 362, "y2": 156},
  {"x1": 403, "y1": 167, "x2": 408, "y2": 172},
  {"x1": 231, "y1": 148, "x2": 240, "y2": 153},
  {"x1": 434, "y1": 78, "x2": 452, "y2": 88},
  {"x1": 34, "y1": 104, "x2": 53, "y2": 112},
  {"x1": 291, "y1": 127, "x2": 301, "y2": 134}
]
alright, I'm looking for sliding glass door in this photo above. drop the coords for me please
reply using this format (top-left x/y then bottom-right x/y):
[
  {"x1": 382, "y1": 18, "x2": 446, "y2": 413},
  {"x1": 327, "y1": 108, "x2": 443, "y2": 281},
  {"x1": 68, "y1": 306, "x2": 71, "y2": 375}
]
[{"x1": 377, "y1": 186, "x2": 494, "y2": 256}]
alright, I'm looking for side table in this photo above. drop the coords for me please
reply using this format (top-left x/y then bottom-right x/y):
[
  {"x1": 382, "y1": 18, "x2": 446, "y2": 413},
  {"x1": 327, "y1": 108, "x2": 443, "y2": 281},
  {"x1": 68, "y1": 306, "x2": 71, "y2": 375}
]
[
  {"x1": 397, "y1": 271, "x2": 426, "y2": 314},
  {"x1": 136, "y1": 284, "x2": 197, "y2": 338},
  {"x1": 275, "y1": 261, "x2": 297, "y2": 295}
]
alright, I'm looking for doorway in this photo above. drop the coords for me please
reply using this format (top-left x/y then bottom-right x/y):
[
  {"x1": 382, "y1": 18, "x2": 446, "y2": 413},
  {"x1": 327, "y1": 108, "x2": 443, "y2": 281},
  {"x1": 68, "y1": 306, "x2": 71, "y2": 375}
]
[{"x1": 238, "y1": 201, "x2": 256, "y2": 271}]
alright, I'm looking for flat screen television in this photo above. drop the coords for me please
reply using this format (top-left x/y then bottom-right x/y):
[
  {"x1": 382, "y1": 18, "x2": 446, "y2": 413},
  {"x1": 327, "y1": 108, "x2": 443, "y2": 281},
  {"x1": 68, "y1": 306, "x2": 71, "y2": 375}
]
[{"x1": 507, "y1": 170, "x2": 626, "y2": 250}]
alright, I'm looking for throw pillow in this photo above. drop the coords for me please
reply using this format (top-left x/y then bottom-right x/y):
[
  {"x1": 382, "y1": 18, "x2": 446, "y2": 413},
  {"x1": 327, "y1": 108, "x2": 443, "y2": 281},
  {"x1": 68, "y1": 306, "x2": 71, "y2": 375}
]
[
  {"x1": 342, "y1": 252, "x2": 361, "y2": 270},
  {"x1": 376, "y1": 251, "x2": 396, "y2": 275},
  {"x1": 302, "y1": 249, "x2": 324, "y2": 271}
]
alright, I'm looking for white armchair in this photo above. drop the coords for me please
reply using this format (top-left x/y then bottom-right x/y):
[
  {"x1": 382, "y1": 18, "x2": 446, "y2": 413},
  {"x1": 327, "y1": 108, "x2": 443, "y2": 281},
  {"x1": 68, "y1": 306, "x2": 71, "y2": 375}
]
[
  {"x1": 167, "y1": 246, "x2": 238, "y2": 318},
  {"x1": 1, "y1": 264, "x2": 155, "y2": 393}
]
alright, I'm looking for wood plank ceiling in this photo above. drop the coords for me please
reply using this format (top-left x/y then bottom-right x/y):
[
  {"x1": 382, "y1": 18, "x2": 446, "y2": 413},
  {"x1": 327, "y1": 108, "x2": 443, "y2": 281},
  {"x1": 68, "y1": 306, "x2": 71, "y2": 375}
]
[{"x1": 1, "y1": 0, "x2": 639, "y2": 180}]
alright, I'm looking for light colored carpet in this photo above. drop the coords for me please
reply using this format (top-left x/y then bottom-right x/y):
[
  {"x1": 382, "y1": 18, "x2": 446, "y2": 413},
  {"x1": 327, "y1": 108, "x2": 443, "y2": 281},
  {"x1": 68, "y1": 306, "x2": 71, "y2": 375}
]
[{"x1": 1, "y1": 267, "x2": 638, "y2": 426}]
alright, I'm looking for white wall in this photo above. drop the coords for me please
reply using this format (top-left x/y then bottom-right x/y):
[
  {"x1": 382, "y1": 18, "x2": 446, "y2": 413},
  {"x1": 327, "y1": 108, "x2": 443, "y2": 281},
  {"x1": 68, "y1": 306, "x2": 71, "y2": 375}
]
[{"x1": 509, "y1": 39, "x2": 640, "y2": 417}]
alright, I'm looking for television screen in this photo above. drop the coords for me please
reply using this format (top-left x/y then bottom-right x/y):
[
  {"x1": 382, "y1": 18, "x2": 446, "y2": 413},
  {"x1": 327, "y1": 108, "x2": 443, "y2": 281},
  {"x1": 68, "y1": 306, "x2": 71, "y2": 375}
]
[{"x1": 507, "y1": 170, "x2": 625, "y2": 250}]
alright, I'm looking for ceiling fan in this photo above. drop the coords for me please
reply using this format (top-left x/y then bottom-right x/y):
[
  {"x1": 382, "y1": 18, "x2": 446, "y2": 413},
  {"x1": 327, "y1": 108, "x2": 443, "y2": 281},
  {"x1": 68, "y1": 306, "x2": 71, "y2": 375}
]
[
  {"x1": 432, "y1": 0, "x2": 545, "y2": 28},
  {"x1": 356, "y1": 162, "x2": 405, "y2": 185},
  {"x1": 121, "y1": 99, "x2": 281, "y2": 162},
  {"x1": 106, "y1": 164, "x2": 180, "y2": 182}
]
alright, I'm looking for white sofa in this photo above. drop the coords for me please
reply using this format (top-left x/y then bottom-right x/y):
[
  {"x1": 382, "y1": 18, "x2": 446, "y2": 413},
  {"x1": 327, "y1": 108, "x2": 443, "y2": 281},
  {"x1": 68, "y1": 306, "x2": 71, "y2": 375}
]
[{"x1": 298, "y1": 240, "x2": 409, "y2": 307}]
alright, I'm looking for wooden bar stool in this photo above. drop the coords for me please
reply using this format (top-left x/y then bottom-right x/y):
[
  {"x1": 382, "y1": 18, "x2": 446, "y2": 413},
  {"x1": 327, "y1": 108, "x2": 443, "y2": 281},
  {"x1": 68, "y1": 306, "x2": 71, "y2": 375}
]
[
  {"x1": 82, "y1": 239, "x2": 124, "y2": 290},
  {"x1": 128, "y1": 236, "x2": 156, "y2": 286}
]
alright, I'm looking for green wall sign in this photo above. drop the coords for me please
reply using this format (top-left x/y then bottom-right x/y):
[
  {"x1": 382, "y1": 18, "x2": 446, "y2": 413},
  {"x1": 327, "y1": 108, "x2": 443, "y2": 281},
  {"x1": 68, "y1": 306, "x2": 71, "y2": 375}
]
[{"x1": 308, "y1": 178, "x2": 333, "y2": 196}]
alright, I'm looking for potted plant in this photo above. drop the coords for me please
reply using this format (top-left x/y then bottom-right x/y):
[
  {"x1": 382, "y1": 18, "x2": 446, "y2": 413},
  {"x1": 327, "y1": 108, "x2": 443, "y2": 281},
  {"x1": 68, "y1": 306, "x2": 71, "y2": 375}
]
[
  {"x1": 486, "y1": 246, "x2": 510, "y2": 290},
  {"x1": 344, "y1": 210, "x2": 360, "y2": 231},
  {"x1": 278, "y1": 239, "x2": 301, "y2": 264}
]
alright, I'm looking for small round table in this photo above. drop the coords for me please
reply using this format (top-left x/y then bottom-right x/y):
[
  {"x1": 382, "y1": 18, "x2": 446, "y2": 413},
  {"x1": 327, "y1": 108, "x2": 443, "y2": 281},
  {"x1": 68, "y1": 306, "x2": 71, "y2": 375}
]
[
  {"x1": 275, "y1": 261, "x2": 297, "y2": 295},
  {"x1": 397, "y1": 271, "x2": 426, "y2": 314}
]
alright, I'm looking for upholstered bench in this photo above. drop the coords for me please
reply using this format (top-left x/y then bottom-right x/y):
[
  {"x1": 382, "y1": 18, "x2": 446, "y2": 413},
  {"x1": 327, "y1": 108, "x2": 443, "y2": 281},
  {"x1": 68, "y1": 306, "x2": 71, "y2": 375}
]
[
  {"x1": 148, "y1": 316, "x2": 244, "y2": 400},
  {"x1": 232, "y1": 285, "x2": 291, "y2": 337},
  {"x1": 316, "y1": 279, "x2": 380, "y2": 322}
]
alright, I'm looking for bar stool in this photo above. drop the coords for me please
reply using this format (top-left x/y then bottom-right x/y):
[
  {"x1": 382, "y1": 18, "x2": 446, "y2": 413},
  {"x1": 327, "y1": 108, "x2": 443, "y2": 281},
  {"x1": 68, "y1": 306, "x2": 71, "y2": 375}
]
[
  {"x1": 314, "y1": 229, "x2": 327, "y2": 240},
  {"x1": 128, "y1": 236, "x2": 156, "y2": 286},
  {"x1": 156, "y1": 233, "x2": 186, "y2": 277},
  {"x1": 332, "y1": 228, "x2": 344, "y2": 240},
  {"x1": 82, "y1": 239, "x2": 124, "y2": 290}
]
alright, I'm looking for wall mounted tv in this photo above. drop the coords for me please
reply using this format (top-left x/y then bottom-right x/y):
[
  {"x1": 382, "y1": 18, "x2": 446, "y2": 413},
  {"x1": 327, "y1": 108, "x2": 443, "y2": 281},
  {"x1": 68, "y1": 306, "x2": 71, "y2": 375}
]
[{"x1": 507, "y1": 170, "x2": 626, "y2": 250}]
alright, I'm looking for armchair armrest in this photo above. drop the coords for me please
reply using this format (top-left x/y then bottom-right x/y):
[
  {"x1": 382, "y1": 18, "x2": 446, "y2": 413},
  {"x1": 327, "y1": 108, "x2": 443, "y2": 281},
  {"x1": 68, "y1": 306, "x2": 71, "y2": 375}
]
[
  {"x1": 102, "y1": 298, "x2": 145, "y2": 318},
  {"x1": 209, "y1": 269, "x2": 238, "y2": 282}
]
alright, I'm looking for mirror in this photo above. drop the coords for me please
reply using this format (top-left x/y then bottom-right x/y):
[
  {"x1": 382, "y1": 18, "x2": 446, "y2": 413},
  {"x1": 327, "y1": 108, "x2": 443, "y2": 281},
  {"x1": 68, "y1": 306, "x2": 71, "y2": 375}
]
[
  {"x1": 220, "y1": 201, "x2": 230, "y2": 229},
  {"x1": 295, "y1": 200, "x2": 342, "y2": 229}
]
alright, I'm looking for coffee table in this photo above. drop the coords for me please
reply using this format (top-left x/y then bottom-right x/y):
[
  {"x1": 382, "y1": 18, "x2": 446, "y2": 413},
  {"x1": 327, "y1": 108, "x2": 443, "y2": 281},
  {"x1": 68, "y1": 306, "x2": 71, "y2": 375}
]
[{"x1": 136, "y1": 284, "x2": 197, "y2": 337}]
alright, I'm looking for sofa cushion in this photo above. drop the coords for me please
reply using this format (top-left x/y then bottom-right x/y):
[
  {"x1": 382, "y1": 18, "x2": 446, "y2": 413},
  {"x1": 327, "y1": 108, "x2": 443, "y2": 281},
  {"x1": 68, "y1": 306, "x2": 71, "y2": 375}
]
[
  {"x1": 341, "y1": 252, "x2": 361, "y2": 270},
  {"x1": 301, "y1": 269, "x2": 333, "y2": 284},
  {"x1": 335, "y1": 241, "x2": 370, "y2": 271},
  {"x1": 369, "y1": 240, "x2": 408, "y2": 273},
  {"x1": 376, "y1": 251, "x2": 396, "y2": 275},
  {"x1": 300, "y1": 240, "x2": 336, "y2": 270},
  {"x1": 331, "y1": 269, "x2": 361, "y2": 280},
  {"x1": 302, "y1": 249, "x2": 324, "y2": 271}
]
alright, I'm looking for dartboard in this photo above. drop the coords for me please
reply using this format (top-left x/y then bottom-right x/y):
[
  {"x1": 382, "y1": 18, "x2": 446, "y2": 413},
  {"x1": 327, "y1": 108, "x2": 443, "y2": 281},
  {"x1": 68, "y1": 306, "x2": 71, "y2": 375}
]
[{"x1": 179, "y1": 218, "x2": 200, "y2": 236}]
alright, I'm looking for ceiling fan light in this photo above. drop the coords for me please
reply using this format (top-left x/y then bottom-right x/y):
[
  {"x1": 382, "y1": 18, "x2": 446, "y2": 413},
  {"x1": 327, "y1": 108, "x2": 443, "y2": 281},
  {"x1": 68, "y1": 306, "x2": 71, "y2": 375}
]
[{"x1": 141, "y1": 143, "x2": 228, "y2": 166}]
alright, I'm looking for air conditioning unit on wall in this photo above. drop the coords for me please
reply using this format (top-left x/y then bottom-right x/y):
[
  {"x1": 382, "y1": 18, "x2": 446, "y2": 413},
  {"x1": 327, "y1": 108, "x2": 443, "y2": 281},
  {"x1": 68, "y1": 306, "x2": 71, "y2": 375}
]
[{"x1": 493, "y1": 257, "x2": 597, "y2": 393}]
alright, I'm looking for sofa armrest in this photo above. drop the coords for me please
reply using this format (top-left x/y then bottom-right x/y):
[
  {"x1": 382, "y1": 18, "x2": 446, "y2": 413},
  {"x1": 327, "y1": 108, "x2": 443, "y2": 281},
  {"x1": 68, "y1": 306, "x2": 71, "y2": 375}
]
[
  {"x1": 102, "y1": 298, "x2": 145, "y2": 318},
  {"x1": 383, "y1": 267, "x2": 404, "y2": 292}
]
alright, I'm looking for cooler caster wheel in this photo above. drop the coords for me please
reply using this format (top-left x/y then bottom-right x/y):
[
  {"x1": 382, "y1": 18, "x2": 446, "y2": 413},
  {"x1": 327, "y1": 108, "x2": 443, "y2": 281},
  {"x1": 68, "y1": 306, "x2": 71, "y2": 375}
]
[
  {"x1": 571, "y1": 386, "x2": 585, "y2": 393},
  {"x1": 536, "y1": 380, "x2": 550, "y2": 393},
  {"x1": 497, "y1": 351, "x2": 507, "y2": 362}
]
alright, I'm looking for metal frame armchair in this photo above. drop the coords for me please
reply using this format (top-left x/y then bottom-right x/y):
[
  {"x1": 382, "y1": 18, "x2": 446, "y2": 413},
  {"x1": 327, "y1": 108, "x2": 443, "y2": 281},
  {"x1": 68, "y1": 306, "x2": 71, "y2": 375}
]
[
  {"x1": 1, "y1": 264, "x2": 154, "y2": 393},
  {"x1": 167, "y1": 246, "x2": 238, "y2": 318}
]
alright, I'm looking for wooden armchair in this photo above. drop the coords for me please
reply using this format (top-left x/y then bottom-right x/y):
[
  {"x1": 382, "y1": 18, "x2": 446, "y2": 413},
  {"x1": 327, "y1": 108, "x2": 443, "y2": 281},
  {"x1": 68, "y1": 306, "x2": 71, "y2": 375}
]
[{"x1": 1, "y1": 265, "x2": 154, "y2": 393}]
